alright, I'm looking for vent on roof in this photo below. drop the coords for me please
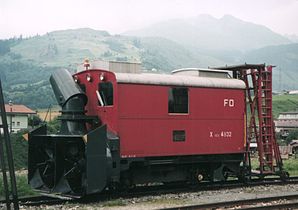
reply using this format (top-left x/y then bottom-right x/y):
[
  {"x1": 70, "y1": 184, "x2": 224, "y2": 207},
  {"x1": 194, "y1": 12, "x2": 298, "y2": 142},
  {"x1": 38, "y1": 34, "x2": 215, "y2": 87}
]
[{"x1": 171, "y1": 68, "x2": 230, "y2": 78}]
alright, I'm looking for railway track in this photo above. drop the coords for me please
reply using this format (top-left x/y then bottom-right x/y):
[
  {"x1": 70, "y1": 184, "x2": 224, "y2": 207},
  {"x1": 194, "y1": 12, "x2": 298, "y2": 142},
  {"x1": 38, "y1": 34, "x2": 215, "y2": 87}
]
[
  {"x1": 162, "y1": 194, "x2": 298, "y2": 210},
  {"x1": 19, "y1": 195, "x2": 66, "y2": 206},
  {"x1": 119, "y1": 176, "x2": 298, "y2": 199},
  {"x1": 1, "y1": 176, "x2": 298, "y2": 207}
]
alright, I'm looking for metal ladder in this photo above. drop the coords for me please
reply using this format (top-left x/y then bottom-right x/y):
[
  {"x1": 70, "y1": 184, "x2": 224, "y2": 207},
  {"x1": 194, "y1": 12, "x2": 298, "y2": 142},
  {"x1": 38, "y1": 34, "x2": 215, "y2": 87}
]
[
  {"x1": 0, "y1": 79, "x2": 19, "y2": 209},
  {"x1": 243, "y1": 66, "x2": 278, "y2": 174},
  {"x1": 214, "y1": 64, "x2": 287, "y2": 178}
]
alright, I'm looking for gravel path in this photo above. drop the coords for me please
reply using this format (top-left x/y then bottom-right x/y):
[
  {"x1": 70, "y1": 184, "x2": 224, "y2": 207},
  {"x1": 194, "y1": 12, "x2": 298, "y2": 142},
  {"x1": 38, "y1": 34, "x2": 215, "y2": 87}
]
[{"x1": 18, "y1": 183, "x2": 298, "y2": 210}]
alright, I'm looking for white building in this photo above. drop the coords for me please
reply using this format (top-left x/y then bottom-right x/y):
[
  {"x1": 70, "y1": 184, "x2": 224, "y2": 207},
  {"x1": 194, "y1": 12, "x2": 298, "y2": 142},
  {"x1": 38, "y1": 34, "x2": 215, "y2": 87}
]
[
  {"x1": 275, "y1": 112, "x2": 298, "y2": 136},
  {"x1": 3, "y1": 104, "x2": 36, "y2": 133}
]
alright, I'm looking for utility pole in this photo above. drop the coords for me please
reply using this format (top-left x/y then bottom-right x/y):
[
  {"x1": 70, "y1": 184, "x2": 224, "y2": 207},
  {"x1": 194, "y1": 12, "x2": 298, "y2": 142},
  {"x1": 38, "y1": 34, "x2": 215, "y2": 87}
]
[
  {"x1": 9, "y1": 100, "x2": 13, "y2": 133},
  {"x1": 279, "y1": 67, "x2": 282, "y2": 92},
  {"x1": 0, "y1": 80, "x2": 19, "y2": 209}
]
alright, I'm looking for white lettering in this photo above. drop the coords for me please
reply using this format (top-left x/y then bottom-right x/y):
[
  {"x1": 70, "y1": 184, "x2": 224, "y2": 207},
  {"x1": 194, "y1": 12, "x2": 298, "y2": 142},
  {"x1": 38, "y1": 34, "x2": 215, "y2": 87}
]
[{"x1": 224, "y1": 99, "x2": 234, "y2": 107}]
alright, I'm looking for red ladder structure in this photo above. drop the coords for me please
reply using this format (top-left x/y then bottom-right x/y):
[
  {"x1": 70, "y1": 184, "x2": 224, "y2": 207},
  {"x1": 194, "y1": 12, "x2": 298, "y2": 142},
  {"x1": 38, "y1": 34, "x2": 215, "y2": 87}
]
[{"x1": 214, "y1": 64, "x2": 288, "y2": 179}]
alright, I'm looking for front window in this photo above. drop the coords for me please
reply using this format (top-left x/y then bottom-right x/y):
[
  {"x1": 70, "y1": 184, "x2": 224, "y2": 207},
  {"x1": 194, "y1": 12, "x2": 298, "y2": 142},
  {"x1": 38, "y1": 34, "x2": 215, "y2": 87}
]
[
  {"x1": 98, "y1": 82, "x2": 113, "y2": 106},
  {"x1": 168, "y1": 87, "x2": 188, "y2": 113}
]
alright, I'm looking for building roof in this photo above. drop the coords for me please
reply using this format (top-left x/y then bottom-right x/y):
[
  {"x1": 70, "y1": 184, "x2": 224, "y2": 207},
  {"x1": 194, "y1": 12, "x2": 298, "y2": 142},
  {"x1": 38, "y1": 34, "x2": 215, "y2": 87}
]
[
  {"x1": 275, "y1": 119, "x2": 298, "y2": 128},
  {"x1": 279, "y1": 112, "x2": 298, "y2": 115},
  {"x1": 115, "y1": 72, "x2": 246, "y2": 89},
  {"x1": 5, "y1": 104, "x2": 36, "y2": 114},
  {"x1": 290, "y1": 140, "x2": 298, "y2": 145}
]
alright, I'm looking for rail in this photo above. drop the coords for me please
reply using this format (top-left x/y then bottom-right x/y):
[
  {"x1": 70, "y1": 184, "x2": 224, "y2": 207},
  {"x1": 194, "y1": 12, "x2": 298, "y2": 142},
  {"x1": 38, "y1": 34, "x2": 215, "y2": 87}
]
[
  {"x1": 1, "y1": 176, "x2": 298, "y2": 207},
  {"x1": 162, "y1": 194, "x2": 298, "y2": 210}
]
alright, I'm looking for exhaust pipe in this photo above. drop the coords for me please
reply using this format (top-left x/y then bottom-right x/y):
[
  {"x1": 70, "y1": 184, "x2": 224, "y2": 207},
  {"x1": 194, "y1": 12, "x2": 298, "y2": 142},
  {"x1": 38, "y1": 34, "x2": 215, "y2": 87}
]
[
  {"x1": 50, "y1": 69, "x2": 87, "y2": 135},
  {"x1": 28, "y1": 69, "x2": 109, "y2": 196}
]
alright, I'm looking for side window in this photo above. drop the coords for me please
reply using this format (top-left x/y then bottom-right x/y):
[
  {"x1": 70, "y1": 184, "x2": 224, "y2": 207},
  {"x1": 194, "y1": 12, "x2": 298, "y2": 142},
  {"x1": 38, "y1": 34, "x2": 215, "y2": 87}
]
[
  {"x1": 98, "y1": 82, "x2": 113, "y2": 106},
  {"x1": 168, "y1": 87, "x2": 188, "y2": 113}
]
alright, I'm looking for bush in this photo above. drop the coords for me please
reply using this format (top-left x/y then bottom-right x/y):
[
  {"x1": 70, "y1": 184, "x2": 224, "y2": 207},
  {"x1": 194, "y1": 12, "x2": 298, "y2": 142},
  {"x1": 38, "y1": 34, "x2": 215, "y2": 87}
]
[
  {"x1": 9, "y1": 131, "x2": 29, "y2": 169},
  {"x1": 285, "y1": 130, "x2": 298, "y2": 144}
]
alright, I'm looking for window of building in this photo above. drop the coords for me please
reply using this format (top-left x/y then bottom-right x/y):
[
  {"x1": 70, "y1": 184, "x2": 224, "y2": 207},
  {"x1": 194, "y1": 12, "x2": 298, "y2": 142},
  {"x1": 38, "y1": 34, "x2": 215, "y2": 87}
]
[
  {"x1": 98, "y1": 82, "x2": 113, "y2": 106},
  {"x1": 12, "y1": 122, "x2": 15, "y2": 126},
  {"x1": 17, "y1": 122, "x2": 20, "y2": 126},
  {"x1": 168, "y1": 87, "x2": 188, "y2": 113}
]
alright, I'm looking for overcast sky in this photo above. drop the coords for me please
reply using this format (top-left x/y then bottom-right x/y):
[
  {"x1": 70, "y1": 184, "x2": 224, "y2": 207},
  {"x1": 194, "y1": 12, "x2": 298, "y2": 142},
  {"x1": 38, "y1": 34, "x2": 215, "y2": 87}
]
[{"x1": 1, "y1": 0, "x2": 298, "y2": 39}]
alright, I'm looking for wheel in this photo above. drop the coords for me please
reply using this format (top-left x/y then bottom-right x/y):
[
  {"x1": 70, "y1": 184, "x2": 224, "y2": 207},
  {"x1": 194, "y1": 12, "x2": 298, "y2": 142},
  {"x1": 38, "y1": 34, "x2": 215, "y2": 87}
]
[{"x1": 280, "y1": 171, "x2": 289, "y2": 182}]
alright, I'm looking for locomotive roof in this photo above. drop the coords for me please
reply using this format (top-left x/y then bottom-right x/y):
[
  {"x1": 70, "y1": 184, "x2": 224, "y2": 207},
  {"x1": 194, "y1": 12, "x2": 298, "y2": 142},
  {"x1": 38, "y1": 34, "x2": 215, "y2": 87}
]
[{"x1": 115, "y1": 73, "x2": 245, "y2": 89}]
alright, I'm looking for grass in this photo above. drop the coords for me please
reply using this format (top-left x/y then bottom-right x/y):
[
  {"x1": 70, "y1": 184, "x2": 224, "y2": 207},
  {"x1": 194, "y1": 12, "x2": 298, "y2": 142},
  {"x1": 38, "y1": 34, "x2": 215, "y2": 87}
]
[
  {"x1": 103, "y1": 199, "x2": 127, "y2": 207},
  {"x1": 283, "y1": 157, "x2": 298, "y2": 176},
  {"x1": 0, "y1": 174, "x2": 36, "y2": 199},
  {"x1": 250, "y1": 156, "x2": 298, "y2": 176},
  {"x1": 272, "y1": 94, "x2": 298, "y2": 118},
  {"x1": 36, "y1": 105, "x2": 61, "y2": 122}
]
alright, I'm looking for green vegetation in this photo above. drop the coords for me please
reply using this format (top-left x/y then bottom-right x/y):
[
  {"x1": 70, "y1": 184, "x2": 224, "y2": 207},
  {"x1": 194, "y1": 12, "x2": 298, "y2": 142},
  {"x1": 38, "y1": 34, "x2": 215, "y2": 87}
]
[
  {"x1": 283, "y1": 158, "x2": 298, "y2": 176},
  {"x1": 0, "y1": 174, "x2": 37, "y2": 199},
  {"x1": 250, "y1": 157, "x2": 298, "y2": 176},
  {"x1": 272, "y1": 94, "x2": 298, "y2": 118},
  {"x1": 103, "y1": 199, "x2": 127, "y2": 207},
  {"x1": 0, "y1": 59, "x2": 56, "y2": 109},
  {"x1": 10, "y1": 131, "x2": 29, "y2": 169},
  {"x1": 284, "y1": 130, "x2": 298, "y2": 145}
]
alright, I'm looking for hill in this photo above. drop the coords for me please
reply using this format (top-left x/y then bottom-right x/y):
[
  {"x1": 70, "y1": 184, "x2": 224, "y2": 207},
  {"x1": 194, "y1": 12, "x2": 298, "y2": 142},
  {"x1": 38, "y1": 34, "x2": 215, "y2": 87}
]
[
  {"x1": 4, "y1": 28, "x2": 221, "y2": 71},
  {"x1": 242, "y1": 43, "x2": 298, "y2": 90},
  {"x1": 0, "y1": 28, "x2": 224, "y2": 108},
  {"x1": 7, "y1": 28, "x2": 140, "y2": 69},
  {"x1": 272, "y1": 94, "x2": 298, "y2": 118},
  {"x1": 125, "y1": 14, "x2": 291, "y2": 51}
]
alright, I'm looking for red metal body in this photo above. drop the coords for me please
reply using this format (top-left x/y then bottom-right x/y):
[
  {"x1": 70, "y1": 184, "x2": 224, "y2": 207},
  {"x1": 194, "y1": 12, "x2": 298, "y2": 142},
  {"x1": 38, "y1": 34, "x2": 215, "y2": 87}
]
[{"x1": 74, "y1": 69, "x2": 246, "y2": 158}]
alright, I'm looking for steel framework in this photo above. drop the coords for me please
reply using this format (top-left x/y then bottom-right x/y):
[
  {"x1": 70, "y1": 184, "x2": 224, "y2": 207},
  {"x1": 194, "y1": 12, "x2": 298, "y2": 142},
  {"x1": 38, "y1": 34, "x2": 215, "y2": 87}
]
[{"x1": 213, "y1": 64, "x2": 287, "y2": 178}]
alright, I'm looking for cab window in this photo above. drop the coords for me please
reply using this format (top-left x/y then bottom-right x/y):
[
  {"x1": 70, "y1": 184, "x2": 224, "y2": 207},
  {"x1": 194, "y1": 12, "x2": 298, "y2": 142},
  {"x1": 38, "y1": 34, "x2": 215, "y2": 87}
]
[{"x1": 98, "y1": 82, "x2": 113, "y2": 106}]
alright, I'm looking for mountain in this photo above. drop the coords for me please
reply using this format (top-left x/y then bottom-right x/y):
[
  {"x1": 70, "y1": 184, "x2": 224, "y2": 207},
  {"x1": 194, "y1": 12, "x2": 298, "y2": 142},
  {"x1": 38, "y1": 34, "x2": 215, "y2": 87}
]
[
  {"x1": 242, "y1": 43, "x2": 298, "y2": 90},
  {"x1": 0, "y1": 28, "x2": 225, "y2": 108},
  {"x1": 138, "y1": 37, "x2": 224, "y2": 70},
  {"x1": 125, "y1": 14, "x2": 291, "y2": 51},
  {"x1": 285, "y1": 34, "x2": 298, "y2": 43}
]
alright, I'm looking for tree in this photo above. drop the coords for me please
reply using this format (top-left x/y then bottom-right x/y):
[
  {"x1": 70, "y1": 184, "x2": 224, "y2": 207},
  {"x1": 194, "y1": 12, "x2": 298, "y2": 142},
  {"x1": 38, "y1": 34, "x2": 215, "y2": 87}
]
[
  {"x1": 285, "y1": 130, "x2": 298, "y2": 145},
  {"x1": 28, "y1": 115, "x2": 42, "y2": 127}
]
